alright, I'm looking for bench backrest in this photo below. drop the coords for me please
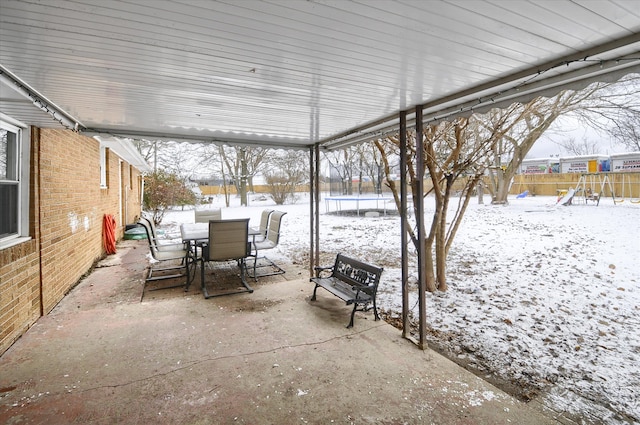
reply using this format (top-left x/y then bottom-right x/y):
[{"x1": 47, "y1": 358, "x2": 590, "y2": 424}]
[{"x1": 332, "y1": 254, "x2": 383, "y2": 290}]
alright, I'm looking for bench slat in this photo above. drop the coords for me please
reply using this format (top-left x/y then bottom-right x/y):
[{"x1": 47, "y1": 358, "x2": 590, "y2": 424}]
[{"x1": 311, "y1": 277, "x2": 372, "y2": 305}]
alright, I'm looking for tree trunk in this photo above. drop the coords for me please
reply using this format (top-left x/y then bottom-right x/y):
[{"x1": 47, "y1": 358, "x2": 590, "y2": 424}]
[
  {"x1": 435, "y1": 174, "x2": 454, "y2": 291},
  {"x1": 425, "y1": 242, "x2": 436, "y2": 292},
  {"x1": 492, "y1": 169, "x2": 511, "y2": 204}
]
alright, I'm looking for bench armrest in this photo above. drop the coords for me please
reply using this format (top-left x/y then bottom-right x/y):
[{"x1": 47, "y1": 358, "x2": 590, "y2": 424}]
[
  {"x1": 353, "y1": 285, "x2": 375, "y2": 297},
  {"x1": 313, "y1": 265, "x2": 333, "y2": 278}
]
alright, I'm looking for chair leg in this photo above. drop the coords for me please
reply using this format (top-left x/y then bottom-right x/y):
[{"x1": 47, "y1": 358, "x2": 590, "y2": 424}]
[
  {"x1": 145, "y1": 260, "x2": 189, "y2": 291},
  {"x1": 239, "y1": 258, "x2": 254, "y2": 293},
  {"x1": 185, "y1": 252, "x2": 196, "y2": 291},
  {"x1": 201, "y1": 258, "x2": 253, "y2": 299},
  {"x1": 246, "y1": 255, "x2": 285, "y2": 279},
  {"x1": 347, "y1": 304, "x2": 357, "y2": 328},
  {"x1": 252, "y1": 248, "x2": 259, "y2": 281},
  {"x1": 200, "y1": 258, "x2": 207, "y2": 297},
  {"x1": 372, "y1": 298, "x2": 380, "y2": 321}
]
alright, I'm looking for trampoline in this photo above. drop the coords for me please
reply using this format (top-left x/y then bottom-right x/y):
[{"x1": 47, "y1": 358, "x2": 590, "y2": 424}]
[{"x1": 324, "y1": 196, "x2": 394, "y2": 216}]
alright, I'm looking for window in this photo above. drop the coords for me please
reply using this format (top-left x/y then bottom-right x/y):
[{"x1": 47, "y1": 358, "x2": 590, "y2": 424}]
[{"x1": 0, "y1": 118, "x2": 29, "y2": 246}]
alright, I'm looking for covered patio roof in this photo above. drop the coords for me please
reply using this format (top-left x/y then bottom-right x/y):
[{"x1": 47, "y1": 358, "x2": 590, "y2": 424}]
[{"x1": 1, "y1": 0, "x2": 639, "y2": 150}]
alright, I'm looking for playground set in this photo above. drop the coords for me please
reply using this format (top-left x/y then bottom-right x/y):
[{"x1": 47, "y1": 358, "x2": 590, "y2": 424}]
[{"x1": 555, "y1": 172, "x2": 640, "y2": 206}]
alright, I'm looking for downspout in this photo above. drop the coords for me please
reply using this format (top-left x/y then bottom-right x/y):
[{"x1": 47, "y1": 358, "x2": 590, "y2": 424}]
[{"x1": 35, "y1": 127, "x2": 44, "y2": 317}]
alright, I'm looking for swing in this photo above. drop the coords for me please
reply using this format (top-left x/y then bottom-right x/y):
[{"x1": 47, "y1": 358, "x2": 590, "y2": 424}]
[
  {"x1": 614, "y1": 174, "x2": 640, "y2": 204},
  {"x1": 613, "y1": 174, "x2": 625, "y2": 204}
]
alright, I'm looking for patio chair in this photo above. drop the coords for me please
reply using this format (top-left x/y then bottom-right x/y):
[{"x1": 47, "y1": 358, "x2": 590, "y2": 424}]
[
  {"x1": 138, "y1": 219, "x2": 195, "y2": 290},
  {"x1": 139, "y1": 215, "x2": 185, "y2": 252},
  {"x1": 194, "y1": 209, "x2": 222, "y2": 223},
  {"x1": 199, "y1": 218, "x2": 253, "y2": 298},
  {"x1": 248, "y1": 211, "x2": 287, "y2": 279},
  {"x1": 250, "y1": 209, "x2": 274, "y2": 243}
]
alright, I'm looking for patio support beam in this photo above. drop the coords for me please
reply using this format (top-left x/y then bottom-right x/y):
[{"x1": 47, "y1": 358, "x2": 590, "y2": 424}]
[
  {"x1": 309, "y1": 144, "x2": 314, "y2": 276},
  {"x1": 309, "y1": 143, "x2": 321, "y2": 277},
  {"x1": 415, "y1": 105, "x2": 427, "y2": 350},
  {"x1": 314, "y1": 143, "x2": 320, "y2": 271},
  {"x1": 309, "y1": 145, "x2": 315, "y2": 277},
  {"x1": 399, "y1": 111, "x2": 410, "y2": 339}
]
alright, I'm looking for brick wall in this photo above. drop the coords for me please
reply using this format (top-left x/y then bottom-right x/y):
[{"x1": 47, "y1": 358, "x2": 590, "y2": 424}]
[
  {"x1": 38, "y1": 129, "x2": 105, "y2": 312},
  {"x1": 0, "y1": 240, "x2": 40, "y2": 354},
  {"x1": 0, "y1": 127, "x2": 42, "y2": 355},
  {"x1": 0, "y1": 128, "x2": 144, "y2": 355}
]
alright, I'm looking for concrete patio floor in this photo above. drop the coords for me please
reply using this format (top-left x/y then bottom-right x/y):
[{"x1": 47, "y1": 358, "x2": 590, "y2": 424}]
[{"x1": 1, "y1": 240, "x2": 565, "y2": 424}]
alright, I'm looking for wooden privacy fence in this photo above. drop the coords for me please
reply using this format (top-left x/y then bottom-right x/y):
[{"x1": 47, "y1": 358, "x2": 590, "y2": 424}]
[
  {"x1": 510, "y1": 172, "x2": 640, "y2": 199},
  {"x1": 197, "y1": 173, "x2": 640, "y2": 201},
  {"x1": 199, "y1": 184, "x2": 314, "y2": 196}
]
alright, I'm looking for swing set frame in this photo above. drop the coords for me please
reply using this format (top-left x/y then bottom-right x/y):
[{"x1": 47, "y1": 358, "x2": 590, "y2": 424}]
[{"x1": 614, "y1": 173, "x2": 640, "y2": 204}]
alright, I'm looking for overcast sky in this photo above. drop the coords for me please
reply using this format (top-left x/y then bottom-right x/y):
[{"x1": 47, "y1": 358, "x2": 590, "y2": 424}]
[{"x1": 526, "y1": 116, "x2": 626, "y2": 159}]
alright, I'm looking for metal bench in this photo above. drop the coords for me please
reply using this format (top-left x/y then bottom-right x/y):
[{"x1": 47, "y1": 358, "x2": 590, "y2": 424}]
[{"x1": 310, "y1": 253, "x2": 383, "y2": 328}]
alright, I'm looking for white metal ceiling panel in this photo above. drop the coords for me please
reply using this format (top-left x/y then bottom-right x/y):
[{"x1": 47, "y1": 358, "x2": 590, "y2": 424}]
[{"x1": 1, "y1": 0, "x2": 639, "y2": 149}]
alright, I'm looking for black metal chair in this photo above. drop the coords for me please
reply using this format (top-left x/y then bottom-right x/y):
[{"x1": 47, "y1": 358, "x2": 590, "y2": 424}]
[{"x1": 199, "y1": 218, "x2": 253, "y2": 298}]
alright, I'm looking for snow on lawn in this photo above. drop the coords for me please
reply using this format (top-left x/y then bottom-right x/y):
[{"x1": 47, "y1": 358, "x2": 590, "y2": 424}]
[{"x1": 162, "y1": 192, "x2": 639, "y2": 424}]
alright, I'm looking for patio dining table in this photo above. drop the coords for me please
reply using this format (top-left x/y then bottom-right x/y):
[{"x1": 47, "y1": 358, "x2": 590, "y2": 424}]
[
  {"x1": 180, "y1": 223, "x2": 261, "y2": 271},
  {"x1": 180, "y1": 221, "x2": 260, "y2": 294}
]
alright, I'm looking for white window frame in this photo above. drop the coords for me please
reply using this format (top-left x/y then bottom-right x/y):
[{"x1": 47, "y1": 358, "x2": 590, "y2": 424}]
[{"x1": 0, "y1": 114, "x2": 30, "y2": 248}]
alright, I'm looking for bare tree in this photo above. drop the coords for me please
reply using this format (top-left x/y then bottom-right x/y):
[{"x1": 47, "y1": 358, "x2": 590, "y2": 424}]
[
  {"x1": 245, "y1": 147, "x2": 269, "y2": 192},
  {"x1": 485, "y1": 75, "x2": 640, "y2": 203},
  {"x1": 358, "y1": 143, "x2": 387, "y2": 194},
  {"x1": 133, "y1": 139, "x2": 177, "y2": 173},
  {"x1": 610, "y1": 111, "x2": 640, "y2": 151},
  {"x1": 217, "y1": 145, "x2": 233, "y2": 207},
  {"x1": 571, "y1": 74, "x2": 640, "y2": 137},
  {"x1": 487, "y1": 95, "x2": 585, "y2": 203},
  {"x1": 217, "y1": 145, "x2": 270, "y2": 206},
  {"x1": 554, "y1": 137, "x2": 601, "y2": 156},
  {"x1": 324, "y1": 144, "x2": 388, "y2": 195},
  {"x1": 323, "y1": 147, "x2": 359, "y2": 195},
  {"x1": 375, "y1": 115, "x2": 498, "y2": 292},
  {"x1": 263, "y1": 150, "x2": 308, "y2": 205}
]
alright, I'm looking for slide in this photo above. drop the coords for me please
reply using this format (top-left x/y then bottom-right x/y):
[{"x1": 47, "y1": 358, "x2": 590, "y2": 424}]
[{"x1": 557, "y1": 188, "x2": 575, "y2": 206}]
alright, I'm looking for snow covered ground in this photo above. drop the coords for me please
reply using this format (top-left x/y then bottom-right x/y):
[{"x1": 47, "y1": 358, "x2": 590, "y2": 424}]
[{"x1": 162, "y1": 192, "x2": 639, "y2": 424}]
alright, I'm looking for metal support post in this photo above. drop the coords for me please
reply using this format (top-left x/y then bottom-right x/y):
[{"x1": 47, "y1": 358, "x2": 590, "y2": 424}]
[
  {"x1": 415, "y1": 105, "x2": 427, "y2": 350},
  {"x1": 400, "y1": 111, "x2": 410, "y2": 339}
]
